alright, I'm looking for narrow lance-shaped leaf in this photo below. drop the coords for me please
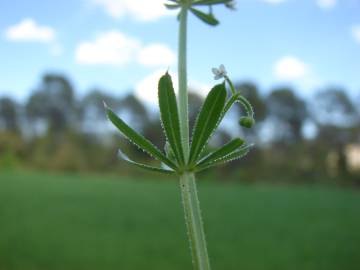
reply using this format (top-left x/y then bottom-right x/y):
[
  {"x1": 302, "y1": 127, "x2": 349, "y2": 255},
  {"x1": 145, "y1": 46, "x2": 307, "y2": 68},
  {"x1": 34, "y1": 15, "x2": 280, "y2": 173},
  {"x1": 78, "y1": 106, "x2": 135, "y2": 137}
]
[
  {"x1": 189, "y1": 83, "x2": 227, "y2": 165},
  {"x1": 105, "y1": 104, "x2": 177, "y2": 170},
  {"x1": 118, "y1": 149, "x2": 174, "y2": 175},
  {"x1": 190, "y1": 8, "x2": 219, "y2": 26},
  {"x1": 196, "y1": 138, "x2": 244, "y2": 168},
  {"x1": 196, "y1": 144, "x2": 253, "y2": 172},
  {"x1": 164, "y1": 141, "x2": 177, "y2": 164},
  {"x1": 158, "y1": 73, "x2": 185, "y2": 165},
  {"x1": 164, "y1": 3, "x2": 180, "y2": 9},
  {"x1": 192, "y1": 0, "x2": 232, "y2": 6}
]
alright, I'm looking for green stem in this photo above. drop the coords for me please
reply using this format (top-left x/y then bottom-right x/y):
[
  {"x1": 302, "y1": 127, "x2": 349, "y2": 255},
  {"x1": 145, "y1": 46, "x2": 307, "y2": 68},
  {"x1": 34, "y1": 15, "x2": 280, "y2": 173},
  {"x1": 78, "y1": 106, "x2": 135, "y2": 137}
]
[
  {"x1": 177, "y1": 4, "x2": 211, "y2": 269},
  {"x1": 238, "y1": 95, "x2": 254, "y2": 117},
  {"x1": 180, "y1": 172, "x2": 211, "y2": 270},
  {"x1": 225, "y1": 76, "x2": 236, "y2": 95},
  {"x1": 214, "y1": 92, "x2": 240, "y2": 127},
  {"x1": 178, "y1": 6, "x2": 190, "y2": 160}
]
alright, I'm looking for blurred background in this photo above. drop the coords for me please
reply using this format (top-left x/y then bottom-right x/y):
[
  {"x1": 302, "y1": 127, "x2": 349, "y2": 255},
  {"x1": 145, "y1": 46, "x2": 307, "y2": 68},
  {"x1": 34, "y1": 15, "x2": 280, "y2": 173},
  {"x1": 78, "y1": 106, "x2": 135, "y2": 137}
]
[{"x1": 1, "y1": 0, "x2": 360, "y2": 270}]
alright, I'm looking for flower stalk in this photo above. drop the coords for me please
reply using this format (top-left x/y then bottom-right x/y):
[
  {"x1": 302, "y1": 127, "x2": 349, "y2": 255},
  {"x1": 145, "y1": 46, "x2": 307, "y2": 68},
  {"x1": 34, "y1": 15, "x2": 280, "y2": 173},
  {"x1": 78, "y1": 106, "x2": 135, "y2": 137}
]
[
  {"x1": 178, "y1": 5, "x2": 190, "y2": 160},
  {"x1": 178, "y1": 4, "x2": 211, "y2": 269},
  {"x1": 104, "y1": 1, "x2": 255, "y2": 269}
]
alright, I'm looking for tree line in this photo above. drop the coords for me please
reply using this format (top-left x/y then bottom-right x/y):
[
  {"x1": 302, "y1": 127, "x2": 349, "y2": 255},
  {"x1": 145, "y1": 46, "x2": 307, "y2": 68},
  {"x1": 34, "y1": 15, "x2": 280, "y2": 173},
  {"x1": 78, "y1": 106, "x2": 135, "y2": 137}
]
[{"x1": 0, "y1": 73, "x2": 359, "y2": 184}]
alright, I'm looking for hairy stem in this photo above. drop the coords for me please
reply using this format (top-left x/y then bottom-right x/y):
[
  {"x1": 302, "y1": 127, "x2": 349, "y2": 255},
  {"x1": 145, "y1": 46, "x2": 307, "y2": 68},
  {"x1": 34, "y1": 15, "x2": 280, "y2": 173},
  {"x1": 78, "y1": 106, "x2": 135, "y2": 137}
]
[
  {"x1": 178, "y1": 6, "x2": 190, "y2": 160},
  {"x1": 180, "y1": 172, "x2": 211, "y2": 270},
  {"x1": 178, "y1": 4, "x2": 211, "y2": 269},
  {"x1": 225, "y1": 76, "x2": 236, "y2": 95}
]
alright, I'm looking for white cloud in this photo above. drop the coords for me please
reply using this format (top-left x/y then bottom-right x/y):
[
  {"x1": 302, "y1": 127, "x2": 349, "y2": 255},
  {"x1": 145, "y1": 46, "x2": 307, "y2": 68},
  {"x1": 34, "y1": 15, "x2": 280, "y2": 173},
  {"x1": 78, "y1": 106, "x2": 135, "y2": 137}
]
[
  {"x1": 75, "y1": 30, "x2": 141, "y2": 65},
  {"x1": 274, "y1": 56, "x2": 308, "y2": 80},
  {"x1": 91, "y1": 0, "x2": 174, "y2": 21},
  {"x1": 137, "y1": 44, "x2": 176, "y2": 67},
  {"x1": 189, "y1": 81, "x2": 212, "y2": 98},
  {"x1": 351, "y1": 25, "x2": 360, "y2": 44},
  {"x1": 316, "y1": 0, "x2": 337, "y2": 10},
  {"x1": 135, "y1": 69, "x2": 177, "y2": 105},
  {"x1": 135, "y1": 70, "x2": 210, "y2": 105},
  {"x1": 5, "y1": 18, "x2": 55, "y2": 42},
  {"x1": 76, "y1": 30, "x2": 176, "y2": 67}
]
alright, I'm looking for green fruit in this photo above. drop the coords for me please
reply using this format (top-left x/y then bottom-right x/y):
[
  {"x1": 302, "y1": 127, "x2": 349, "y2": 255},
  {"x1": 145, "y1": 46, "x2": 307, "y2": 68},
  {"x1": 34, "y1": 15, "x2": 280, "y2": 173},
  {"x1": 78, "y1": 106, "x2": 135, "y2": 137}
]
[{"x1": 239, "y1": 117, "x2": 255, "y2": 128}]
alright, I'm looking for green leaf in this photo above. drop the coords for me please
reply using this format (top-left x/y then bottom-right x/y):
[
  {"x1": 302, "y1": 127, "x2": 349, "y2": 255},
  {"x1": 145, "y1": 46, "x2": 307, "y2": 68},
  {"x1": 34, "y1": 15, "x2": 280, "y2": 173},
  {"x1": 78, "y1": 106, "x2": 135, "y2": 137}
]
[
  {"x1": 196, "y1": 144, "x2": 253, "y2": 172},
  {"x1": 105, "y1": 104, "x2": 177, "y2": 170},
  {"x1": 164, "y1": 141, "x2": 177, "y2": 163},
  {"x1": 196, "y1": 138, "x2": 244, "y2": 167},
  {"x1": 193, "y1": 0, "x2": 232, "y2": 6},
  {"x1": 189, "y1": 83, "x2": 227, "y2": 165},
  {"x1": 164, "y1": 3, "x2": 180, "y2": 9},
  {"x1": 158, "y1": 73, "x2": 185, "y2": 165},
  {"x1": 190, "y1": 8, "x2": 219, "y2": 26},
  {"x1": 118, "y1": 149, "x2": 174, "y2": 175}
]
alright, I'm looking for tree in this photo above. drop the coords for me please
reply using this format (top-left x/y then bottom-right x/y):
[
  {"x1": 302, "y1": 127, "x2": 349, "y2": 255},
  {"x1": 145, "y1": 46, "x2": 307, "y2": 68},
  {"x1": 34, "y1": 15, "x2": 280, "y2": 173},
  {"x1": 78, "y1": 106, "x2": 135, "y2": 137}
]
[
  {"x1": 313, "y1": 88, "x2": 358, "y2": 126},
  {"x1": 0, "y1": 98, "x2": 22, "y2": 169},
  {"x1": 266, "y1": 87, "x2": 307, "y2": 144},
  {"x1": 0, "y1": 97, "x2": 19, "y2": 132},
  {"x1": 312, "y1": 88, "x2": 359, "y2": 176},
  {"x1": 80, "y1": 89, "x2": 121, "y2": 133},
  {"x1": 26, "y1": 74, "x2": 77, "y2": 135},
  {"x1": 118, "y1": 93, "x2": 149, "y2": 131},
  {"x1": 236, "y1": 82, "x2": 267, "y2": 122}
]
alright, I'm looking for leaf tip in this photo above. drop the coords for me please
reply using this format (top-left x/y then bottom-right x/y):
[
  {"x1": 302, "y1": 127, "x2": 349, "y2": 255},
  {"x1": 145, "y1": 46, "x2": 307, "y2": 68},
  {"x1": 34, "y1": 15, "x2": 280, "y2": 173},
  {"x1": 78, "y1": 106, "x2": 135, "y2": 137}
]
[
  {"x1": 103, "y1": 101, "x2": 109, "y2": 110},
  {"x1": 237, "y1": 137, "x2": 245, "y2": 146}
]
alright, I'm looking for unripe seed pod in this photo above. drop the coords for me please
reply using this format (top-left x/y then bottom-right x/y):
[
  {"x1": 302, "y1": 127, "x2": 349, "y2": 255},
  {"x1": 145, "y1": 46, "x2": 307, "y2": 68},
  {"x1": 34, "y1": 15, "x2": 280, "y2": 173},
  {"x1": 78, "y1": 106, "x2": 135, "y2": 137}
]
[{"x1": 239, "y1": 117, "x2": 255, "y2": 128}]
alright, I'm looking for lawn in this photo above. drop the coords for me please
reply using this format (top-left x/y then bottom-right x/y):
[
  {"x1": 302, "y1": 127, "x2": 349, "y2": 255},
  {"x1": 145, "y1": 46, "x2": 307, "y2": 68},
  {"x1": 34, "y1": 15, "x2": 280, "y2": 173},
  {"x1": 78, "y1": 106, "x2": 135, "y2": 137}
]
[{"x1": 0, "y1": 171, "x2": 359, "y2": 270}]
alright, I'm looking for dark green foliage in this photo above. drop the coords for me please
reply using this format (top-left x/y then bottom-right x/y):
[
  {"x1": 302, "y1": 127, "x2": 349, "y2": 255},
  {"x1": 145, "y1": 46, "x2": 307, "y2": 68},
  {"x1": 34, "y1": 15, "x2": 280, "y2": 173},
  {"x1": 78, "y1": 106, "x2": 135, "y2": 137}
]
[
  {"x1": 0, "y1": 97, "x2": 19, "y2": 132},
  {"x1": 26, "y1": 74, "x2": 77, "y2": 134},
  {"x1": 315, "y1": 88, "x2": 358, "y2": 126},
  {"x1": 267, "y1": 88, "x2": 307, "y2": 143}
]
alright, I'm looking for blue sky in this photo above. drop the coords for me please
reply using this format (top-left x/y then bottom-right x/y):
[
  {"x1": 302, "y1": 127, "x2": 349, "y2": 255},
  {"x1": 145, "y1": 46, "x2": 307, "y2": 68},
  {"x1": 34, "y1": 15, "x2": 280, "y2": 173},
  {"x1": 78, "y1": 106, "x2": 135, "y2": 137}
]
[{"x1": 0, "y1": 0, "x2": 359, "y2": 104}]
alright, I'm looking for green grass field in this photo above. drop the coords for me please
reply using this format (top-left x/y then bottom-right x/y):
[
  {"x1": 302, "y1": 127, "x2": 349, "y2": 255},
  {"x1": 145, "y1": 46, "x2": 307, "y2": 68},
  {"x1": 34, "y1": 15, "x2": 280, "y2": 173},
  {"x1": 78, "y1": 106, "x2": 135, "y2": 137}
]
[{"x1": 0, "y1": 171, "x2": 359, "y2": 270}]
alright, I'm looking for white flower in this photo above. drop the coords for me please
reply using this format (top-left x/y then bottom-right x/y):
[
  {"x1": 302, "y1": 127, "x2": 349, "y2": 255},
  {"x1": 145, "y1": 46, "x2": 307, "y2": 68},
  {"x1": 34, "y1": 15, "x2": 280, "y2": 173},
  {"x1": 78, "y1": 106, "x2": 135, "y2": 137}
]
[{"x1": 212, "y1": 64, "x2": 227, "y2": 80}]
